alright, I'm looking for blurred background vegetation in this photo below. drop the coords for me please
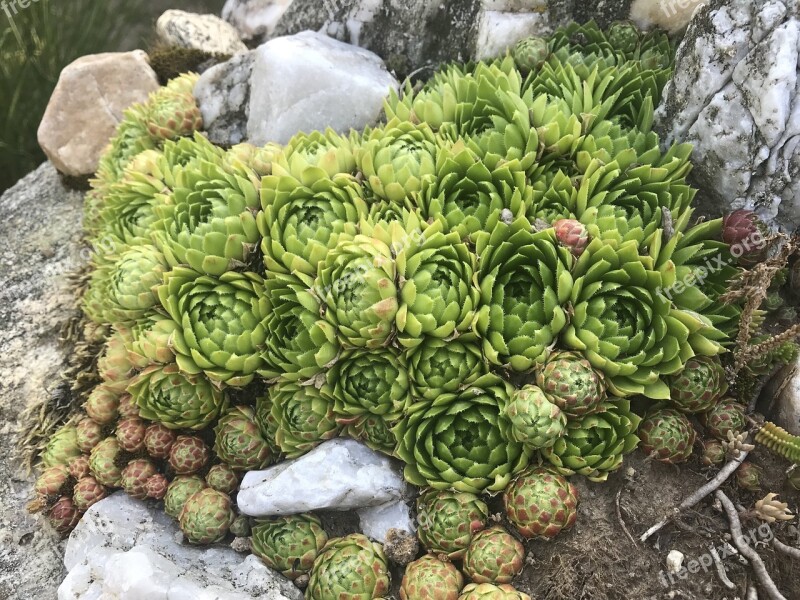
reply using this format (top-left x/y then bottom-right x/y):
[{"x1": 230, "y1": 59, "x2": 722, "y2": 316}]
[{"x1": 0, "y1": 0, "x2": 224, "y2": 193}]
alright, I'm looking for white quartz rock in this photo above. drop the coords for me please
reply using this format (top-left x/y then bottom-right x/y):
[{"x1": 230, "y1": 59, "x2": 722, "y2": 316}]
[
  {"x1": 246, "y1": 31, "x2": 399, "y2": 145},
  {"x1": 238, "y1": 439, "x2": 410, "y2": 516},
  {"x1": 357, "y1": 499, "x2": 416, "y2": 543},
  {"x1": 58, "y1": 493, "x2": 301, "y2": 600},
  {"x1": 474, "y1": 8, "x2": 551, "y2": 60}
]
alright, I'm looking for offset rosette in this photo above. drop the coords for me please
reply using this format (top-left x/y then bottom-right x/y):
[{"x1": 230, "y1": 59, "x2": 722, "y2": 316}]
[
  {"x1": 396, "y1": 217, "x2": 479, "y2": 348},
  {"x1": 407, "y1": 337, "x2": 486, "y2": 401},
  {"x1": 276, "y1": 129, "x2": 356, "y2": 177},
  {"x1": 128, "y1": 363, "x2": 227, "y2": 430},
  {"x1": 562, "y1": 236, "x2": 724, "y2": 399},
  {"x1": 356, "y1": 119, "x2": 438, "y2": 204},
  {"x1": 118, "y1": 314, "x2": 178, "y2": 367},
  {"x1": 213, "y1": 405, "x2": 272, "y2": 470},
  {"x1": 475, "y1": 217, "x2": 573, "y2": 372},
  {"x1": 262, "y1": 273, "x2": 339, "y2": 381},
  {"x1": 394, "y1": 373, "x2": 529, "y2": 493},
  {"x1": 158, "y1": 267, "x2": 269, "y2": 387},
  {"x1": 258, "y1": 160, "x2": 367, "y2": 285},
  {"x1": 269, "y1": 379, "x2": 341, "y2": 459}
]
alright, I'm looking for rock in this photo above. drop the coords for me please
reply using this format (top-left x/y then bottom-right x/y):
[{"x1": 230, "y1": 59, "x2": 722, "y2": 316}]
[
  {"x1": 222, "y1": 0, "x2": 295, "y2": 42},
  {"x1": 382, "y1": 528, "x2": 420, "y2": 566},
  {"x1": 357, "y1": 499, "x2": 416, "y2": 544},
  {"x1": 0, "y1": 163, "x2": 85, "y2": 599},
  {"x1": 194, "y1": 52, "x2": 256, "y2": 146},
  {"x1": 195, "y1": 31, "x2": 399, "y2": 146},
  {"x1": 666, "y1": 550, "x2": 685, "y2": 574},
  {"x1": 763, "y1": 356, "x2": 800, "y2": 436},
  {"x1": 59, "y1": 493, "x2": 302, "y2": 600},
  {"x1": 156, "y1": 9, "x2": 248, "y2": 56},
  {"x1": 655, "y1": 0, "x2": 800, "y2": 230},
  {"x1": 238, "y1": 439, "x2": 410, "y2": 517},
  {"x1": 475, "y1": 5, "x2": 552, "y2": 60},
  {"x1": 247, "y1": 31, "x2": 399, "y2": 145},
  {"x1": 37, "y1": 51, "x2": 160, "y2": 177},
  {"x1": 630, "y1": 0, "x2": 708, "y2": 33}
]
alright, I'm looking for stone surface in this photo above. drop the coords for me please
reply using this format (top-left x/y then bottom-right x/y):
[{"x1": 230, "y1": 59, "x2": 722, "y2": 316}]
[
  {"x1": 195, "y1": 31, "x2": 399, "y2": 146},
  {"x1": 630, "y1": 0, "x2": 708, "y2": 32},
  {"x1": 655, "y1": 0, "x2": 800, "y2": 230},
  {"x1": 764, "y1": 356, "x2": 800, "y2": 436},
  {"x1": 475, "y1": 6, "x2": 552, "y2": 60},
  {"x1": 37, "y1": 51, "x2": 160, "y2": 177},
  {"x1": 59, "y1": 493, "x2": 302, "y2": 600},
  {"x1": 222, "y1": 0, "x2": 295, "y2": 41},
  {"x1": 0, "y1": 163, "x2": 85, "y2": 599},
  {"x1": 238, "y1": 439, "x2": 409, "y2": 516},
  {"x1": 357, "y1": 499, "x2": 415, "y2": 543},
  {"x1": 156, "y1": 9, "x2": 249, "y2": 56},
  {"x1": 194, "y1": 52, "x2": 256, "y2": 145}
]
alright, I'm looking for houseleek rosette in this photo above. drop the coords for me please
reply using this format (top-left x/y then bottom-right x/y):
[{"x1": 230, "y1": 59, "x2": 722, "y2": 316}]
[
  {"x1": 158, "y1": 267, "x2": 269, "y2": 387},
  {"x1": 475, "y1": 217, "x2": 573, "y2": 371},
  {"x1": 394, "y1": 373, "x2": 529, "y2": 493},
  {"x1": 128, "y1": 363, "x2": 227, "y2": 430},
  {"x1": 84, "y1": 244, "x2": 168, "y2": 325},
  {"x1": 345, "y1": 414, "x2": 398, "y2": 455},
  {"x1": 414, "y1": 142, "x2": 531, "y2": 241},
  {"x1": 356, "y1": 119, "x2": 438, "y2": 204},
  {"x1": 213, "y1": 405, "x2": 272, "y2": 470},
  {"x1": 407, "y1": 337, "x2": 486, "y2": 401},
  {"x1": 262, "y1": 273, "x2": 339, "y2": 381},
  {"x1": 277, "y1": 128, "x2": 356, "y2": 177},
  {"x1": 251, "y1": 514, "x2": 328, "y2": 581},
  {"x1": 225, "y1": 142, "x2": 282, "y2": 177},
  {"x1": 258, "y1": 162, "x2": 367, "y2": 285},
  {"x1": 307, "y1": 534, "x2": 391, "y2": 600},
  {"x1": 254, "y1": 393, "x2": 281, "y2": 458},
  {"x1": 152, "y1": 158, "x2": 261, "y2": 276},
  {"x1": 316, "y1": 224, "x2": 399, "y2": 349},
  {"x1": 323, "y1": 348, "x2": 410, "y2": 426},
  {"x1": 542, "y1": 399, "x2": 642, "y2": 482},
  {"x1": 118, "y1": 314, "x2": 178, "y2": 367},
  {"x1": 268, "y1": 379, "x2": 341, "y2": 459},
  {"x1": 395, "y1": 217, "x2": 479, "y2": 348},
  {"x1": 561, "y1": 236, "x2": 724, "y2": 399}
]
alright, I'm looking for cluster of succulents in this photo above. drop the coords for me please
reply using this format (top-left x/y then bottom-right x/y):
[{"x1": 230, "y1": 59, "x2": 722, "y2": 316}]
[{"x1": 33, "y1": 18, "x2": 798, "y2": 599}]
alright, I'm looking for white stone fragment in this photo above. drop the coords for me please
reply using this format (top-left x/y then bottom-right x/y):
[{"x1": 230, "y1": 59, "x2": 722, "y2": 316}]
[
  {"x1": 475, "y1": 9, "x2": 551, "y2": 60},
  {"x1": 357, "y1": 500, "x2": 416, "y2": 543},
  {"x1": 666, "y1": 550, "x2": 685, "y2": 574},
  {"x1": 238, "y1": 439, "x2": 409, "y2": 517},
  {"x1": 58, "y1": 494, "x2": 301, "y2": 600},
  {"x1": 630, "y1": 0, "x2": 708, "y2": 33},
  {"x1": 246, "y1": 31, "x2": 399, "y2": 145},
  {"x1": 222, "y1": 0, "x2": 295, "y2": 41},
  {"x1": 156, "y1": 10, "x2": 248, "y2": 56}
]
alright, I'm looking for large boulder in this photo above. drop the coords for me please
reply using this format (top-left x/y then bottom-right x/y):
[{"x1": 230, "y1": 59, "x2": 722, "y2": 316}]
[
  {"x1": 656, "y1": 0, "x2": 800, "y2": 230},
  {"x1": 37, "y1": 51, "x2": 160, "y2": 177}
]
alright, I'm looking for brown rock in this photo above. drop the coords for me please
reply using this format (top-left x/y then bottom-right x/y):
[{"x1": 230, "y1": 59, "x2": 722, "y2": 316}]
[{"x1": 37, "y1": 50, "x2": 159, "y2": 177}]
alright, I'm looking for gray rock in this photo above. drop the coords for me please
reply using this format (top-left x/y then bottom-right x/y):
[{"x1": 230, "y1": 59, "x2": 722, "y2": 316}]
[
  {"x1": 156, "y1": 9, "x2": 249, "y2": 56},
  {"x1": 37, "y1": 51, "x2": 160, "y2": 177},
  {"x1": 194, "y1": 52, "x2": 256, "y2": 145},
  {"x1": 222, "y1": 0, "x2": 295, "y2": 42},
  {"x1": 763, "y1": 356, "x2": 800, "y2": 436},
  {"x1": 238, "y1": 439, "x2": 410, "y2": 517},
  {"x1": 655, "y1": 0, "x2": 800, "y2": 230},
  {"x1": 0, "y1": 163, "x2": 85, "y2": 600},
  {"x1": 59, "y1": 493, "x2": 302, "y2": 600}
]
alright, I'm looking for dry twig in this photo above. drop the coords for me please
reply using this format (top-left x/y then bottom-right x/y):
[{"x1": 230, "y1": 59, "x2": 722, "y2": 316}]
[
  {"x1": 772, "y1": 536, "x2": 800, "y2": 560},
  {"x1": 710, "y1": 544, "x2": 736, "y2": 590},
  {"x1": 615, "y1": 488, "x2": 637, "y2": 548}
]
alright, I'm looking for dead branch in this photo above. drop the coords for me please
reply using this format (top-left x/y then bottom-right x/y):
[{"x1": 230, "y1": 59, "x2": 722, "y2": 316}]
[
  {"x1": 772, "y1": 536, "x2": 800, "y2": 560},
  {"x1": 710, "y1": 544, "x2": 736, "y2": 590},
  {"x1": 615, "y1": 488, "x2": 637, "y2": 548}
]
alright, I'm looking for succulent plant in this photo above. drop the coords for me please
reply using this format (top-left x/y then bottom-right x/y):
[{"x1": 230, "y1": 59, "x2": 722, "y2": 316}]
[
  {"x1": 701, "y1": 439, "x2": 726, "y2": 466},
  {"x1": 115, "y1": 417, "x2": 146, "y2": 453},
  {"x1": 145, "y1": 473, "x2": 169, "y2": 500},
  {"x1": 213, "y1": 405, "x2": 272, "y2": 470},
  {"x1": 251, "y1": 514, "x2": 329, "y2": 580},
  {"x1": 513, "y1": 35, "x2": 549, "y2": 71},
  {"x1": 269, "y1": 379, "x2": 341, "y2": 459},
  {"x1": 89, "y1": 437, "x2": 123, "y2": 488},
  {"x1": 400, "y1": 555, "x2": 464, "y2": 600},
  {"x1": 85, "y1": 385, "x2": 120, "y2": 425},
  {"x1": 543, "y1": 399, "x2": 641, "y2": 481},
  {"x1": 68, "y1": 455, "x2": 91, "y2": 480},
  {"x1": 406, "y1": 337, "x2": 486, "y2": 401},
  {"x1": 73, "y1": 476, "x2": 108, "y2": 511},
  {"x1": 120, "y1": 315, "x2": 178, "y2": 366},
  {"x1": 504, "y1": 467, "x2": 579, "y2": 539},
  {"x1": 178, "y1": 488, "x2": 235, "y2": 544},
  {"x1": 735, "y1": 462, "x2": 763, "y2": 492},
  {"x1": 75, "y1": 418, "x2": 104, "y2": 453},
  {"x1": 416, "y1": 489, "x2": 488, "y2": 560},
  {"x1": 667, "y1": 356, "x2": 727, "y2": 414},
  {"x1": 34, "y1": 465, "x2": 70, "y2": 498},
  {"x1": 307, "y1": 534, "x2": 391, "y2": 600},
  {"x1": 702, "y1": 400, "x2": 747, "y2": 441},
  {"x1": 722, "y1": 209, "x2": 767, "y2": 266},
  {"x1": 128, "y1": 364, "x2": 227, "y2": 430},
  {"x1": 463, "y1": 526, "x2": 525, "y2": 584},
  {"x1": 164, "y1": 475, "x2": 207, "y2": 519},
  {"x1": 144, "y1": 423, "x2": 177, "y2": 459},
  {"x1": 395, "y1": 373, "x2": 529, "y2": 493},
  {"x1": 168, "y1": 436, "x2": 210, "y2": 475},
  {"x1": 97, "y1": 332, "x2": 136, "y2": 392},
  {"x1": 607, "y1": 20, "x2": 640, "y2": 54},
  {"x1": 277, "y1": 128, "x2": 356, "y2": 177},
  {"x1": 458, "y1": 583, "x2": 532, "y2": 600},
  {"x1": 505, "y1": 385, "x2": 567, "y2": 449},
  {"x1": 117, "y1": 394, "x2": 140, "y2": 419},
  {"x1": 225, "y1": 142, "x2": 281, "y2": 176},
  {"x1": 230, "y1": 514, "x2": 251, "y2": 537},
  {"x1": 344, "y1": 414, "x2": 398, "y2": 455},
  {"x1": 158, "y1": 268, "x2": 269, "y2": 387},
  {"x1": 120, "y1": 459, "x2": 158, "y2": 500},
  {"x1": 536, "y1": 351, "x2": 606, "y2": 417},
  {"x1": 42, "y1": 425, "x2": 82, "y2": 468},
  {"x1": 638, "y1": 408, "x2": 697, "y2": 464},
  {"x1": 205, "y1": 464, "x2": 240, "y2": 494},
  {"x1": 48, "y1": 497, "x2": 82, "y2": 535},
  {"x1": 145, "y1": 84, "x2": 202, "y2": 141},
  {"x1": 553, "y1": 218, "x2": 589, "y2": 257}
]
